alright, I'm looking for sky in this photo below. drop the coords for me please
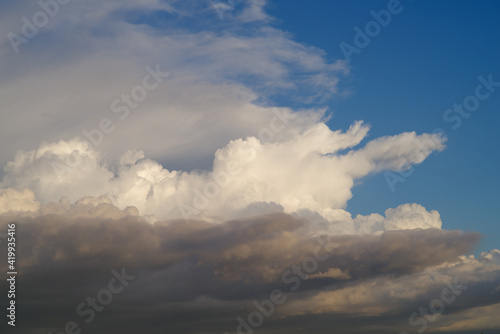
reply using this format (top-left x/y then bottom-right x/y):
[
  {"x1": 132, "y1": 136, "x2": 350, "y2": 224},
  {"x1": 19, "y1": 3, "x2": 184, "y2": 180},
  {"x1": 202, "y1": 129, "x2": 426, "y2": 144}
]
[
  {"x1": 0, "y1": 1, "x2": 499, "y2": 334},
  {"x1": 267, "y1": 0, "x2": 500, "y2": 253}
]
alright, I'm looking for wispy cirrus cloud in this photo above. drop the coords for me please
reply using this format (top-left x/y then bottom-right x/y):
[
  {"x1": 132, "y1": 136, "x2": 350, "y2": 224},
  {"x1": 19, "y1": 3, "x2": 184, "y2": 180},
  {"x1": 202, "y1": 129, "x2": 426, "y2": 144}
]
[{"x1": 0, "y1": 0, "x2": 346, "y2": 172}]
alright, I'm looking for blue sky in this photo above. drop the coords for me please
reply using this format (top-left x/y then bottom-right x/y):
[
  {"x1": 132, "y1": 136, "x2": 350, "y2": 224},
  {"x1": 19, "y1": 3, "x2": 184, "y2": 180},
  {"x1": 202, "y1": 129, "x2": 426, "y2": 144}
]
[{"x1": 266, "y1": 0, "x2": 500, "y2": 253}]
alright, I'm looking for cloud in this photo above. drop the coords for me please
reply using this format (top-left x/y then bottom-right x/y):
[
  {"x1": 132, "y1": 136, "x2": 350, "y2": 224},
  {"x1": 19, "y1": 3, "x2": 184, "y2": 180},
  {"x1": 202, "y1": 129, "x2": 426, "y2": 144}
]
[
  {"x1": 0, "y1": 2, "x2": 496, "y2": 333},
  {"x1": 383, "y1": 202, "x2": 442, "y2": 231},
  {"x1": 0, "y1": 187, "x2": 40, "y2": 214},
  {"x1": 480, "y1": 249, "x2": 500, "y2": 265},
  {"x1": 0, "y1": 121, "x2": 445, "y2": 225},
  {"x1": 0, "y1": 0, "x2": 347, "y2": 172},
  {"x1": 0, "y1": 201, "x2": 497, "y2": 333}
]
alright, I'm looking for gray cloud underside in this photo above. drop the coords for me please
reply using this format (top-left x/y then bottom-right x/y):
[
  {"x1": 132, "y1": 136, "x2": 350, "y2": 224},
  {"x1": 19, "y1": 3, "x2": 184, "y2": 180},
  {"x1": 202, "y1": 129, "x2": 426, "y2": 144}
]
[{"x1": 1, "y1": 208, "x2": 498, "y2": 334}]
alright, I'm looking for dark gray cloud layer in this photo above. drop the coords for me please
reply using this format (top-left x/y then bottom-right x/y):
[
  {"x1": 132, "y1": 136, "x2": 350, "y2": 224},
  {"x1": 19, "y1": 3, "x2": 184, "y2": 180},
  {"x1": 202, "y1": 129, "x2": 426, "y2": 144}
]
[{"x1": 1, "y1": 211, "x2": 498, "y2": 334}]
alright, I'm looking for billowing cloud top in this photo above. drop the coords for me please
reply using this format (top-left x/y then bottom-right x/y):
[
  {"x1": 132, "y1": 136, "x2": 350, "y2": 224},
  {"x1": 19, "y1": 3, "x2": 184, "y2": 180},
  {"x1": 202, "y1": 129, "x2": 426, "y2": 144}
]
[{"x1": 0, "y1": 119, "x2": 445, "y2": 227}]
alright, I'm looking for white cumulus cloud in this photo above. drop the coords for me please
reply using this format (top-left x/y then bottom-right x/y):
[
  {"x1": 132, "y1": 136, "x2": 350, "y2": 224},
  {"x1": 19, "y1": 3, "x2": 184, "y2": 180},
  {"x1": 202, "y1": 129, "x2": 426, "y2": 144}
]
[{"x1": 0, "y1": 119, "x2": 445, "y2": 230}]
